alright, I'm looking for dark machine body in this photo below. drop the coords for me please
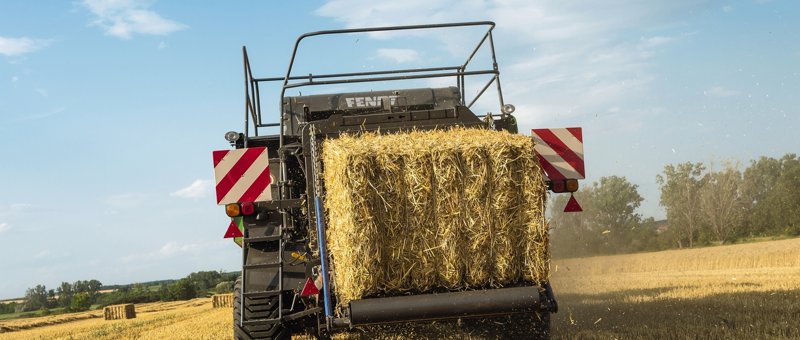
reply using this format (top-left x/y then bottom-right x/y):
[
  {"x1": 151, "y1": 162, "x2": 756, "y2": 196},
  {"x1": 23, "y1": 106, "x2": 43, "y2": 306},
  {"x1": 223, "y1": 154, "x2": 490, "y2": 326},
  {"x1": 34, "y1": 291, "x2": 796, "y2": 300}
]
[{"x1": 224, "y1": 22, "x2": 557, "y2": 339}]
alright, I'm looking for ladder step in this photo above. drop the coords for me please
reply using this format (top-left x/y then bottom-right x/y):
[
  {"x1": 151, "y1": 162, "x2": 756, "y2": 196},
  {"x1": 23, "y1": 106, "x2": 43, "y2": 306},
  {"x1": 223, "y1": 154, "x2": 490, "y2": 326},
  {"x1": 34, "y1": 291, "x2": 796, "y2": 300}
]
[
  {"x1": 243, "y1": 290, "x2": 282, "y2": 298},
  {"x1": 244, "y1": 262, "x2": 282, "y2": 269},
  {"x1": 243, "y1": 235, "x2": 282, "y2": 243},
  {"x1": 243, "y1": 318, "x2": 280, "y2": 326}
]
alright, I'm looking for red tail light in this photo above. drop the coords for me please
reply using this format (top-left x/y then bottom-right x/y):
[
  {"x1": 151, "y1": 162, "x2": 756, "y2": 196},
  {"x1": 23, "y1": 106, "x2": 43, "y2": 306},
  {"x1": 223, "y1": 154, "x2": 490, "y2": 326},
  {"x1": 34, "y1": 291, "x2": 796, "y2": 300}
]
[{"x1": 241, "y1": 202, "x2": 255, "y2": 215}]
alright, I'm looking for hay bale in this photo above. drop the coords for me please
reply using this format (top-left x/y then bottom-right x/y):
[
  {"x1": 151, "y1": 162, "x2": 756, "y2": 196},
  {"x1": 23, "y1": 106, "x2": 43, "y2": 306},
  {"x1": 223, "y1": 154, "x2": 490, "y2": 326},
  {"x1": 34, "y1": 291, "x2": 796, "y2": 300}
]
[
  {"x1": 322, "y1": 128, "x2": 549, "y2": 307},
  {"x1": 212, "y1": 294, "x2": 233, "y2": 308},
  {"x1": 103, "y1": 304, "x2": 136, "y2": 320}
]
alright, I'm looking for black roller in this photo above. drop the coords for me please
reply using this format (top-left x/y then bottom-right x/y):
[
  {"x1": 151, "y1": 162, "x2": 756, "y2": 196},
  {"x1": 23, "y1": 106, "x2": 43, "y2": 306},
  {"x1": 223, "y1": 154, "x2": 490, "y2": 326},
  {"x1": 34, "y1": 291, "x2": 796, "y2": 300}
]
[{"x1": 348, "y1": 286, "x2": 541, "y2": 325}]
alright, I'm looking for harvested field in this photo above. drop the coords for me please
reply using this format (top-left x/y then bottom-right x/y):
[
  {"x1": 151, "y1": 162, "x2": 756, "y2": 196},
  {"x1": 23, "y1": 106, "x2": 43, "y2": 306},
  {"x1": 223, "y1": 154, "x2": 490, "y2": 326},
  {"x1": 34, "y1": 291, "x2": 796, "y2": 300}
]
[
  {"x1": 550, "y1": 237, "x2": 800, "y2": 339},
  {"x1": 1, "y1": 240, "x2": 797, "y2": 339},
  {"x1": 0, "y1": 298, "x2": 227, "y2": 340},
  {"x1": 322, "y1": 128, "x2": 549, "y2": 307}
]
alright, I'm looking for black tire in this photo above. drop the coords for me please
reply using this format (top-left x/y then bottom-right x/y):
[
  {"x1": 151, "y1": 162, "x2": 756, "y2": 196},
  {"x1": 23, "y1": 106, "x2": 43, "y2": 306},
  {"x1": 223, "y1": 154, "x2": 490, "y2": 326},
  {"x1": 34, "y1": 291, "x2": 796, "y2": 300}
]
[{"x1": 233, "y1": 276, "x2": 290, "y2": 340}]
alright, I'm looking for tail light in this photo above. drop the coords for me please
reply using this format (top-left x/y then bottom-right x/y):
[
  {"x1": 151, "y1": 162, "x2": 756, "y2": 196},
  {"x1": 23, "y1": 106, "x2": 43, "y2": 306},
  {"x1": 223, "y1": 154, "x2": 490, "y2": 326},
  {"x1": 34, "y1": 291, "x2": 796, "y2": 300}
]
[
  {"x1": 225, "y1": 203, "x2": 241, "y2": 217},
  {"x1": 549, "y1": 179, "x2": 579, "y2": 193},
  {"x1": 241, "y1": 202, "x2": 255, "y2": 215}
]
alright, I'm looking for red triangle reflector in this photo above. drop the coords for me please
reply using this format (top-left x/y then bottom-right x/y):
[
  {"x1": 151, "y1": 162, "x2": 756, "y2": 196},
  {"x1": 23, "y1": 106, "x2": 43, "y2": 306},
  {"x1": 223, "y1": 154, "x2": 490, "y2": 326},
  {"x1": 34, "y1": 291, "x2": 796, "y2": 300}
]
[
  {"x1": 564, "y1": 194, "x2": 583, "y2": 213},
  {"x1": 300, "y1": 278, "x2": 319, "y2": 297},
  {"x1": 223, "y1": 220, "x2": 243, "y2": 238}
]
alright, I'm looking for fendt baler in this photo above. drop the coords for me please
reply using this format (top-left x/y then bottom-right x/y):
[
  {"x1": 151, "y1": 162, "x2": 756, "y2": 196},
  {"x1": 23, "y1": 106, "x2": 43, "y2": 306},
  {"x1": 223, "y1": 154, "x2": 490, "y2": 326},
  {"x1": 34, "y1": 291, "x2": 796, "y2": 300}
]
[{"x1": 212, "y1": 22, "x2": 584, "y2": 339}]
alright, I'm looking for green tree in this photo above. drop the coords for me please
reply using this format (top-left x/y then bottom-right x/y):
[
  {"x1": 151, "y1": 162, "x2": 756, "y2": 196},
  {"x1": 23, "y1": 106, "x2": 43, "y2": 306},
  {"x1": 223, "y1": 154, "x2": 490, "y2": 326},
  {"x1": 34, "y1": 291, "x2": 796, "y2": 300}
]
[
  {"x1": 700, "y1": 163, "x2": 745, "y2": 244},
  {"x1": 69, "y1": 292, "x2": 91, "y2": 312},
  {"x1": 590, "y1": 176, "x2": 648, "y2": 253},
  {"x1": 550, "y1": 176, "x2": 651, "y2": 257},
  {"x1": 47, "y1": 289, "x2": 56, "y2": 308},
  {"x1": 741, "y1": 156, "x2": 783, "y2": 236},
  {"x1": 169, "y1": 279, "x2": 197, "y2": 301},
  {"x1": 657, "y1": 162, "x2": 706, "y2": 248},
  {"x1": 86, "y1": 279, "x2": 103, "y2": 302},
  {"x1": 741, "y1": 154, "x2": 800, "y2": 236},
  {"x1": 158, "y1": 283, "x2": 171, "y2": 301},
  {"x1": 56, "y1": 282, "x2": 74, "y2": 308},
  {"x1": 771, "y1": 154, "x2": 800, "y2": 235},
  {"x1": 186, "y1": 271, "x2": 223, "y2": 291},
  {"x1": 23, "y1": 284, "x2": 49, "y2": 312}
]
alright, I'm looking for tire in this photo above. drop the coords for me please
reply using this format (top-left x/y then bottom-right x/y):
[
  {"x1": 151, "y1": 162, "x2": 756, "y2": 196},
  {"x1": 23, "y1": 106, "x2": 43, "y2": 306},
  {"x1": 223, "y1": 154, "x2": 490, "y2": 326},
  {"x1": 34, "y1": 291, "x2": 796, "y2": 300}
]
[{"x1": 233, "y1": 276, "x2": 289, "y2": 340}]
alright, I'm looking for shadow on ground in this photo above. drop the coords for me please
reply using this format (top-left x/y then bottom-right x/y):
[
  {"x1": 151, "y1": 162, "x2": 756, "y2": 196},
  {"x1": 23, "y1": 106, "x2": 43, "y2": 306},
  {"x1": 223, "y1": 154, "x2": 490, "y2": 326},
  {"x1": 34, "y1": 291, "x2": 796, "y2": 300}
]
[{"x1": 551, "y1": 288, "x2": 800, "y2": 339}]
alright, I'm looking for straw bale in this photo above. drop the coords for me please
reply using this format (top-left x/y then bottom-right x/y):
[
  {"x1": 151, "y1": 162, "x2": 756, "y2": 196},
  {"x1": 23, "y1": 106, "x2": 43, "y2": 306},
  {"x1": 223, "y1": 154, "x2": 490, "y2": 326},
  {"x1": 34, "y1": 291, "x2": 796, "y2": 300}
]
[
  {"x1": 212, "y1": 294, "x2": 233, "y2": 308},
  {"x1": 103, "y1": 303, "x2": 136, "y2": 320},
  {"x1": 321, "y1": 128, "x2": 548, "y2": 307},
  {"x1": 431, "y1": 136, "x2": 465, "y2": 288}
]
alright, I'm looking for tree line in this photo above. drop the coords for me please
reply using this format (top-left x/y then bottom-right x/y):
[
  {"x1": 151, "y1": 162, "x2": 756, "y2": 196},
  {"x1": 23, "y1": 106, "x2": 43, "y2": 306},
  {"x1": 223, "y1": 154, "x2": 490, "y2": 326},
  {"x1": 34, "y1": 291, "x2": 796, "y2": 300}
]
[
  {"x1": 0, "y1": 280, "x2": 105, "y2": 314},
  {"x1": 1, "y1": 271, "x2": 239, "y2": 316},
  {"x1": 550, "y1": 153, "x2": 800, "y2": 258},
  {"x1": 96, "y1": 270, "x2": 238, "y2": 306}
]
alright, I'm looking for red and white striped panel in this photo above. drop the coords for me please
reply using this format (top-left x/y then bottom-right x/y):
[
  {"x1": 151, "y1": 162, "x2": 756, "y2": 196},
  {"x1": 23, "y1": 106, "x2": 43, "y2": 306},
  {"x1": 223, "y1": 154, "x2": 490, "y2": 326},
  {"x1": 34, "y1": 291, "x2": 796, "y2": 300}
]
[
  {"x1": 212, "y1": 147, "x2": 272, "y2": 205},
  {"x1": 531, "y1": 127, "x2": 585, "y2": 180}
]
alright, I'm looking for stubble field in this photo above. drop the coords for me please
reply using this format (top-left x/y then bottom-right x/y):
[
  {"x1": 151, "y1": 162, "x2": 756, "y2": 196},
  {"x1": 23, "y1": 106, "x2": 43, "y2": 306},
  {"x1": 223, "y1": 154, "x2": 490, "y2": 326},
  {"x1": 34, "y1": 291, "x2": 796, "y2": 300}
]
[{"x1": 2, "y1": 238, "x2": 798, "y2": 339}]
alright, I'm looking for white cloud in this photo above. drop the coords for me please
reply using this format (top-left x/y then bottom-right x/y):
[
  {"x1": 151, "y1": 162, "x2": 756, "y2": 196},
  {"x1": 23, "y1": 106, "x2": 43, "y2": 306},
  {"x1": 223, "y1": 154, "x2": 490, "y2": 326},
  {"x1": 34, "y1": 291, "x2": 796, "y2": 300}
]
[
  {"x1": 81, "y1": 0, "x2": 187, "y2": 39},
  {"x1": 376, "y1": 48, "x2": 421, "y2": 63},
  {"x1": 17, "y1": 107, "x2": 66, "y2": 121},
  {"x1": 315, "y1": 0, "x2": 704, "y2": 129},
  {"x1": 0, "y1": 223, "x2": 10, "y2": 234},
  {"x1": 121, "y1": 240, "x2": 227, "y2": 262},
  {"x1": 639, "y1": 36, "x2": 676, "y2": 49},
  {"x1": 158, "y1": 41, "x2": 167, "y2": 49},
  {"x1": 11, "y1": 76, "x2": 19, "y2": 82},
  {"x1": 723, "y1": 5, "x2": 734, "y2": 12},
  {"x1": 704, "y1": 86, "x2": 740, "y2": 97},
  {"x1": 171, "y1": 179, "x2": 213, "y2": 199},
  {"x1": 0, "y1": 36, "x2": 50, "y2": 56},
  {"x1": 158, "y1": 241, "x2": 201, "y2": 256}
]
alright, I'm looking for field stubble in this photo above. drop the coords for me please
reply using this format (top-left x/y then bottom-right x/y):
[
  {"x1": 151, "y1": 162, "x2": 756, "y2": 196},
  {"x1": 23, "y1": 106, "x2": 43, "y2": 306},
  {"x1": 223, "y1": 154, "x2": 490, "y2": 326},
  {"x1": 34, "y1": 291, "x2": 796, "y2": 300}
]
[
  {"x1": 0, "y1": 299, "x2": 229, "y2": 340},
  {"x1": 1, "y1": 238, "x2": 798, "y2": 339},
  {"x1": 551, "y1": 237, "x2": 800, "y2": 339}
]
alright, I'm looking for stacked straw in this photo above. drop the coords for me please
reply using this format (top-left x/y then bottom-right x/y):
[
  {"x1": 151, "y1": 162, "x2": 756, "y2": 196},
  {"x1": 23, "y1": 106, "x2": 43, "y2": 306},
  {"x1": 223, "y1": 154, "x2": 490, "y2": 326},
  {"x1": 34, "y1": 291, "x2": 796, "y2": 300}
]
[
  {"x1": 103, "y1": 304, "x2": 136, "y2": 320},
  {"x1": 322, "y1": 128, "x2": 549, "y2": 306},
  {"x1": 212, "y1": 294, "x2": 233, "y2": 308}
]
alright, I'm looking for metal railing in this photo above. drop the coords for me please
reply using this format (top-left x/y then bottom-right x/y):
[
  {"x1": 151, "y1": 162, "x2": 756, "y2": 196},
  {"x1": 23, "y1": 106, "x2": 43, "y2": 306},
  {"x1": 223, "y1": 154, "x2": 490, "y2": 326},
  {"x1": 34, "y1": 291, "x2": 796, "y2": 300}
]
[{"x1": 240, "y1": 21, "x2": 506, "y2": 146}]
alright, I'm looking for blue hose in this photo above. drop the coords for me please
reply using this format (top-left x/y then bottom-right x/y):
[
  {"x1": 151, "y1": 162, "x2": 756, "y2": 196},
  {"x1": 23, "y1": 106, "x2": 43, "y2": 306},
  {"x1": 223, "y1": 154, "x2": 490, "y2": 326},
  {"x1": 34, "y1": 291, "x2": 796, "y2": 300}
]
[{"x1": 314, "y1": 195, "x2": 333, "y2": 317}]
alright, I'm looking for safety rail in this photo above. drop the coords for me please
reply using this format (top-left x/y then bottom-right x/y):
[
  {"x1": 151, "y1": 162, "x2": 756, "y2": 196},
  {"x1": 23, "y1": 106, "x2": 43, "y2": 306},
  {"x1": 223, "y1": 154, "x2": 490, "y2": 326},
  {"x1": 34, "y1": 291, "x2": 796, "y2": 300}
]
[{"x1": 240, "y1": 21, "x2": 506, "y2": 146}]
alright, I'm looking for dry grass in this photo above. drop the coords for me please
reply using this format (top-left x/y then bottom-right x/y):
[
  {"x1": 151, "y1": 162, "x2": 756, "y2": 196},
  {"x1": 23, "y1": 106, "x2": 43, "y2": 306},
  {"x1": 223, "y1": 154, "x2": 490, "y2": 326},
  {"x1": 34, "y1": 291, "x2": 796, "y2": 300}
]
[
  {"x1": 2, "y1": 241, "x2": 797, "y2": 339},
  {"x1": 0, "y1": 298, "x2": 230, "y2": 340},
  {"x1": 322, "y1": 128, "x2": 549, "y2": 307},
  {"x1": 551, "y1": 237, "x2": 800, "y2": 339}
]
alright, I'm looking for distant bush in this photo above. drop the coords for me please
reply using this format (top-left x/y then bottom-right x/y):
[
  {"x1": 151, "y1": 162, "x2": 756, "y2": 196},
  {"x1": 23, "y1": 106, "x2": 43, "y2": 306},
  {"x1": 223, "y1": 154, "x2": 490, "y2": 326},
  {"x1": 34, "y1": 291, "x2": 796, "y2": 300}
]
[
  {"x1": 38, "y1": 306, "x2": 50, "y2": 316},
  {"x1": 215, "y1": 281, "x2": 233, "y2": 294},
  {"x1": 69, "y1": 293, "x2": 91, "y2": 312}
]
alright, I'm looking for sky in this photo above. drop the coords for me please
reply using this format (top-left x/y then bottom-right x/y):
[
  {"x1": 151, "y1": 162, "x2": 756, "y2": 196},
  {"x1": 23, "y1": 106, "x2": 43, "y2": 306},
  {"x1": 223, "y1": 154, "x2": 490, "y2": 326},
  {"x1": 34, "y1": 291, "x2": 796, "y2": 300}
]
[{"x1": 0, "y1": 1, "x2": 797, "y2": 299}]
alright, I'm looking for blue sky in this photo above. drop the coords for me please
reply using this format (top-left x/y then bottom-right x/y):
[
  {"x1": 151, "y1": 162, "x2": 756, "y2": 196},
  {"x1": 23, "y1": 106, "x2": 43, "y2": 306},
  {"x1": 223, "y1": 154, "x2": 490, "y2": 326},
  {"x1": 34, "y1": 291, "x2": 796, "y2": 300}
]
[{"x1": 1, "y1": 1, "x2": 797, "y2": 299}]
